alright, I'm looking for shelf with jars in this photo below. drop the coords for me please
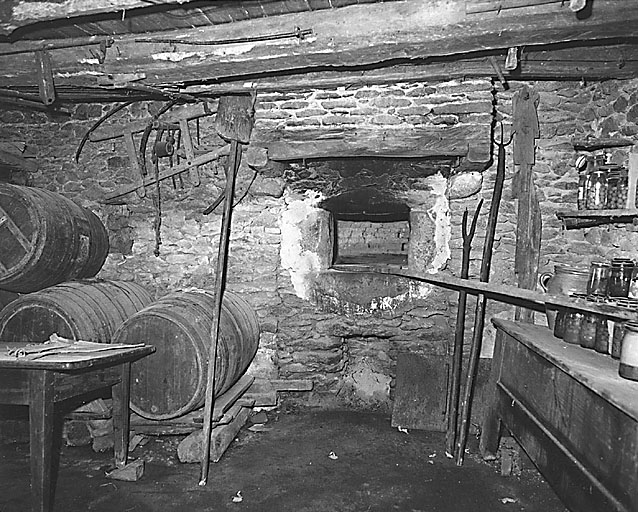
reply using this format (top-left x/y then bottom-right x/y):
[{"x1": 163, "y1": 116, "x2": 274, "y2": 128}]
[
  {"x1": 557, "y1": 147, "x2": 638, "y2": 229},
  {"x1": 556, "y1": 209, "x2": 638, "y2": 229}
]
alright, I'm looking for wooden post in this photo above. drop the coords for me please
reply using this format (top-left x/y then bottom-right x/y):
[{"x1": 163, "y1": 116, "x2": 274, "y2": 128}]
[{"x1": 512, "y1": 85, "x2": 541, "y2": 323}]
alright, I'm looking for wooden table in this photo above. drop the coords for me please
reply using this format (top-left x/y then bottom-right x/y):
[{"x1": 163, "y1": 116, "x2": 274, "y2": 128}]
[
  {"x1": 480, "y1": 319, "x2": 638, "y2": 512},
  {"x1": 0, "y1": 342, "x2": 155, "y2": 512}
]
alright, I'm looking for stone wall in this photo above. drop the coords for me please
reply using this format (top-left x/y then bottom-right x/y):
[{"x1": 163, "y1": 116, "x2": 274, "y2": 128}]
[{"x1": 1, "y1": 77, "x2": 637, "y2": 412}]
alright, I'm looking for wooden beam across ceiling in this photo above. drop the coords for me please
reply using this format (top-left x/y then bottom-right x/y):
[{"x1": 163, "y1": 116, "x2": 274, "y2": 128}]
[
  {"x1": 0, "y1": 0, "x2": 189, "y2": 35},
  {"x1": 0, "y1": 0, "x2": 636, "y2": 101}
]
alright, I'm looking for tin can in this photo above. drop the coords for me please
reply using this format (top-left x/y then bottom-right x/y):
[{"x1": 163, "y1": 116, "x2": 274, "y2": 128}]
[{"x1": 619, "y1": 322, "x2": 638, "y2": 381}]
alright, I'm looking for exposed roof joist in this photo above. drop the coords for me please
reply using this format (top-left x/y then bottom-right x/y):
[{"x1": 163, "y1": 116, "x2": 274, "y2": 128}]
[{"x1": 0, "y1": 0, "x2": 636, "y2": 104}]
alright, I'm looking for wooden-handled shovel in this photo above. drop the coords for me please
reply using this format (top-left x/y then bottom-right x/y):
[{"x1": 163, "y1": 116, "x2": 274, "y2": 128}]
[{"x1": 199, "y1": 94, "x2": 255, "y2": 486}]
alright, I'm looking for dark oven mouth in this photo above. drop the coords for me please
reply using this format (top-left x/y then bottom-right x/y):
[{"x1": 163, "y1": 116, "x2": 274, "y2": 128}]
[{"x1": 320, "y1": 188, "x2": 411, "y2": 271}]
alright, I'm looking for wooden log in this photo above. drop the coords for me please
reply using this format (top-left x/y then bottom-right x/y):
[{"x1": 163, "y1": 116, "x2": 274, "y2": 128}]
[
  {"x1": 0, "y1": 1, "x2": 636, "y2": 90},
  {"x1": 254, "y1": 125, "x2": 491, "y2": 161},
  {"x1": 0, "y1": 150, "x2": 37, "y2": 173},
  {"x1": 0, "y1": 0, "x2": 186, "y2": 34},
  {"x1": 177, "y1": 405, "x2": 251, "y2": 463}
]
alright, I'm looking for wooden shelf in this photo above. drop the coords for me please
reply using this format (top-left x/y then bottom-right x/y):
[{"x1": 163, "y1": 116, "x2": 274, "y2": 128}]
[
  {"x1": 556, "y1": 209, "x2": 638, "y2": 229},
  {"x1": 571, "y1": 137, "x2": 635, "y2": 151},
  {"x1": 375, "y1": 269, "x2": 638, "y2": 322}
]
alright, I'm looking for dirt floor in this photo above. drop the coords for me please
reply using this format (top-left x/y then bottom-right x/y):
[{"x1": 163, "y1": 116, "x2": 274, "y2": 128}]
[{"x1": 0, "y1": 406, "x2": 567, "y2": 512}]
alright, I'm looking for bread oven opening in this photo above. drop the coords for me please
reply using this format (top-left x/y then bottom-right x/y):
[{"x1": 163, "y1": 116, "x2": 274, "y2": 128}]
[{"x1": 320, "y1": 187, "x2": 411, "y2": 270}]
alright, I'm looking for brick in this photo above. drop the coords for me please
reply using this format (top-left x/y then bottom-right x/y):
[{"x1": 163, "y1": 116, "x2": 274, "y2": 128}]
[
  {"x1": 320, "y1": 98, "x2": 358, "y2": 109},
  {"x1": 287, "y1": 118, "x2": 321, "y2": 127},
  {"x1": 281, "y1": 100, "x2": 310, "y2": 109},
  {"x1": 370, "y1": 114, "x2": 402, "y2": 125},
  {"x1": 354, "y1": 89, "x2": 380, "y2": 99},
  {"x1": 406, "y1": 86, "x2": 437, "y2": 97},
  {"x1": 371, "y1": 97, "x2": 411, "y2": 108},
  {"x1": 314, "y1": 91, "x2": 343, "y2": 100},
  {"x1": 431, "y1": 100, "x2": 492, "y2": 115},
  {"x1": 295, "y1": 108, "x2": 327, "y2": 118},
  {"x1": 430, "y1": 115, "x2": 458, "y2": 125},
  {"x1": 322, "y1": 114, "x2": 364, "y2": 125},
  {"x1": 255, "y1": 110, "x2": 292, "y2": 119}
]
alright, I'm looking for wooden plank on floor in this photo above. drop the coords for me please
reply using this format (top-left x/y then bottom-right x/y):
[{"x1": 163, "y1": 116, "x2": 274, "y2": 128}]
[{"x1": 391, "y1": 352, "x2": 448, "y2": 431}]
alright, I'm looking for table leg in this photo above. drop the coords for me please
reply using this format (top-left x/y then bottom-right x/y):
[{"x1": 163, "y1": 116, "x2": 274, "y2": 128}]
[
  {"x1": 29, "y1": 370, "x2": 55, "y2": 512},
  {"x1": 112, "y1": 362, "x2": 131, "y2": 468}
]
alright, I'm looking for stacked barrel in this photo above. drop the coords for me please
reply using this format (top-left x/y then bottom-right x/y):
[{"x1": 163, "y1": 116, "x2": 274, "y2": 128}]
[
  {"x1": 0, "y1": 183, "x2": 260, "y2": 421},
  {"x1": 0, "y1": 183, "x2": 154, "y2": 342}
]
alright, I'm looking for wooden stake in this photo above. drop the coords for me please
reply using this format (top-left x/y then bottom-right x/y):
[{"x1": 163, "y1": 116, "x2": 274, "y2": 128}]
[
  {"x1": 445, "y1": 200, "x2": 482, "y2": 456},
  {"x1": 455, "y1": 124, "x2": 509, "y2": 465}
]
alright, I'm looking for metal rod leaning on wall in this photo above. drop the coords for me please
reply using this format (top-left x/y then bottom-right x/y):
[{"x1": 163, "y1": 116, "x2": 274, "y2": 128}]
[
  {"x1": 455, "y1": 123, "x2": 510, "y2": 466},
  {"x1": 445, "y1": 199, "x2": 483, "y2": 457}
]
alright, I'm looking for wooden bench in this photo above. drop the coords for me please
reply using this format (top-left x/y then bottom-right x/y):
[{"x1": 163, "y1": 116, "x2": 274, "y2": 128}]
[{"x1": 480, "y1": 319, "x2": 638, "y2": 512}]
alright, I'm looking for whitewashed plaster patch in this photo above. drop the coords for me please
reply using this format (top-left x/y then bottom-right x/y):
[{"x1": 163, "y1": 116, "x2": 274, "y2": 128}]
[{"x1": 280, "y1": 191, "x2": 326, "y2": 300}]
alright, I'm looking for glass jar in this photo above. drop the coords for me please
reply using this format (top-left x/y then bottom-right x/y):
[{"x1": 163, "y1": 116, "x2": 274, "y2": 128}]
[
  {"x1": 609, "y1": 260, "x2": 634, "y2": 298},
  {"x1": 585, "y1": 169, "x2": 608, "y2": 210},
  {"x1": 579, "y1": 312, "x2": 598, "y2": 349},
  {"x1": 618, "y1": 167, "x2": 629, "y2": 209},
  {"x1": 619, "y1": 322, "x2": 638, "y2": 381},
  {"x1": 587, "y1": 261, "x2": 610, "y2": 297},
  {"x1": 613, "y1": 320, "x2": 626, "y2": 359},
  {"x1": 577, "y1": 172, "x2": 588, "y2": 210},
  {"x1": 553, "y1": 307, "x2": 567, "y2": 339},
  {"x1": 606, "y1": 169, "x2": 620, "y2": 209},
  {"x1": 563, "y1": 310, "x2": 584, "y2": 345},
  {"x1": 595, "y1": 316, "x2": 611, "y2": 354},
  {"x1": 629, "y1": 267, "x2": 638, "y2": 299}
]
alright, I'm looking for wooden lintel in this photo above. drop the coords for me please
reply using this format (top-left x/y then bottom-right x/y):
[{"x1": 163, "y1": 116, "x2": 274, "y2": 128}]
[{"x1": 253, "y1": 125, "x2": 490, "y2": 161}]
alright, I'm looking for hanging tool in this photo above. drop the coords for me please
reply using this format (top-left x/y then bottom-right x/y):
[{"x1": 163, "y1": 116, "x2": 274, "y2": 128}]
[
  {"x1": 135, "y1": 27, "x2": 312, "y2": 46},
  {"x1": 123, "y1": 129, "x2": 147, "y2": 199},
  {"x1": 199, "y1": 94, "x2": 255, "y2": 487},
  {"x1": 179, "y1": 119, "x2": 201, "y2": 186},
  {"x1": 35, "y1": 50, "x2": 56, "y2": 105},
  {"x1": 455, "y1": 123, "x2": 511, "y2": 466},
  {"x1": 445, "y1": 199, "x2": 483, "y2": 457}
]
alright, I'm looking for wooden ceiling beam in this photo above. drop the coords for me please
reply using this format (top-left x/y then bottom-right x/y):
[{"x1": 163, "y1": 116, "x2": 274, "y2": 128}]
[
  {"x1": 0, "y1": 43, "x2": 636, "y2": 103},
  {"x1": 0, "y1": 1, "x2": 636, "y2": 98},
  {"x1": 0, "y1": 0, "x2": 191, "y2": 35}
]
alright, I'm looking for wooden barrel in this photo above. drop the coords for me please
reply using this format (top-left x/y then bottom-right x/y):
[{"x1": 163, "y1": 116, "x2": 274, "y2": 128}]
[
  {"x1": 0, "y1": 183, "x2": 109, "y2": 293},
  {"x1": 0, "y1": 280, "x2": 154, "y2": 343},
  {"x1": 112, "y1": 290, "x2": 260, "y2": 420}
]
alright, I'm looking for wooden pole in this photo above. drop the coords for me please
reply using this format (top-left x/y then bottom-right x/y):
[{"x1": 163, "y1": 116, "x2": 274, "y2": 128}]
[
  {"x1": 445, "y1": 200, "x2": 482, "y2": 457},
  {"x1": 512, "y1": 85, "x2": 542, "y2": 323},
  {"x1": 198, "y1": 94, "x2": 254, "y2": 486},
  {"x1": 198, "y1": 140, "x2": 241, "y2": 486},
  {"x1": 455, "y1": 125, "x2": 509, "y2": 465}
]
